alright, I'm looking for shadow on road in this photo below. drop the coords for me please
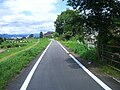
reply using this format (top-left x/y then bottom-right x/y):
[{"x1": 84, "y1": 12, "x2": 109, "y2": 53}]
[{"x1": 65, "y1": 58, "x2": 80, "y2": 69}]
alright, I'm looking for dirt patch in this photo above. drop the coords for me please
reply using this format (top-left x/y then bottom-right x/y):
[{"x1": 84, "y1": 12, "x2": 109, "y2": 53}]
[{"x1": 0, "y1": 49, "x2": 5, "y2": 53}]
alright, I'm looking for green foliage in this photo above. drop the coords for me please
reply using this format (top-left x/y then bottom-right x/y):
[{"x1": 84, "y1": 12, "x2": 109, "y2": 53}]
[
  {"x1": 66, "y1": 0, "x2": 120, "y2": 39},
  {"x1": 0, "y1": 37, "x2": 4, "y2": 44},
  {"x1": 81, "y1": 48, "x2": 97, "y2": 62},
  {"x1": 63, "y1": 31, "x2": 73, "y2": 40},
  {"x1": 65, "y1": 0, "x2": 120, "y2": 60},
  {"x1": 40, "y1": 32, "x2": 43, "y2": 38},
  {"x1": 0, "y1": 38, "x2": 50, "y2": 90},
  {"x1": 54, "y1": 9, "x2": 84, "y2": 41},
  {"x1": 53, "y1": 32, "x2": 59, "y2": 37}
]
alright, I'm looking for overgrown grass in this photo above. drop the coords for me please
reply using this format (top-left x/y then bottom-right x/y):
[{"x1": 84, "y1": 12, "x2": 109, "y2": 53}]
[
  {"x1": 61, "y1": 40, "x2": 120, "y2": 80},
  {"x1": 61, "y1": 40, "x2": 97, "y2": 62},
  {"x1": 0, "y1": 38, "x2": 50, "y2": 90}
]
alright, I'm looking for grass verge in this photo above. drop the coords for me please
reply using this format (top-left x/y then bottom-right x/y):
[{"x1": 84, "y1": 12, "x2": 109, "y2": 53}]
[
  {"x1": 61, "y1": 40, "x2": 97, "y2": 62},
  {"x1": 0, "y1": 38, "x2": 50, "y2": 90},
  {"x1": 61, "y1": 40, "x2": 120, "y2": 81}
]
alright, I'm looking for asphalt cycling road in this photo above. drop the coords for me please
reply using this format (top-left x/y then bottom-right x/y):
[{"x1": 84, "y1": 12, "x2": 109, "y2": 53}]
[{"x1": 7, "y1": 40, "x2": 120, "y2": 90}]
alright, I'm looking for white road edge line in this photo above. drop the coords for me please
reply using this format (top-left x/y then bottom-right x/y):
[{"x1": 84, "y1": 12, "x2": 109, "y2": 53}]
[
  {"x1": 20, "y1": 41, "x2": 52, "y2": 90},
  {"x1": 57, "y1": 41, "x2": 69, "y2": 54},
  {"x1": 57, "y1": 41, "x2": 112, "y2": 90}
]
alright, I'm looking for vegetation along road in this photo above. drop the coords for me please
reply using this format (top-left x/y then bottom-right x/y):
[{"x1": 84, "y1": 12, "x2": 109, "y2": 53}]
[
  {"x1": 0, "y1": 39, "x2": 39, "y2": 62},
  {"x1": 0, "y1": 38, "x2": 50, "y2": 90},
  {"x1": 7, "y1": 40, "x2": 120, "y2": 90}
]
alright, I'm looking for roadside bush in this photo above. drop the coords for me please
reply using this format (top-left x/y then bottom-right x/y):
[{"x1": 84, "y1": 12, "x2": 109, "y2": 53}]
[
  {"x1": 7, "y1": 45, "x2": 12, "y2": 48},
  {"x1": 81, "y1": 48, "x2": 97, "y2": 62},
  {"x1": 53, "y1": 32, "x2": 59, "y2": 37}
]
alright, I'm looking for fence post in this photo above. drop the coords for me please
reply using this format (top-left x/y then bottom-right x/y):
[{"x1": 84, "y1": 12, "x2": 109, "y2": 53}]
[{"x1": 101, "y1": 44, "x2": 103, "y2": 62}]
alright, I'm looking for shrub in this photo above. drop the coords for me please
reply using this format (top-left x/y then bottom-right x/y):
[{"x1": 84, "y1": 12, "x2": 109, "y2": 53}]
[{"x1": 7, "y1": 45, "x2": 12, "y2": 48}]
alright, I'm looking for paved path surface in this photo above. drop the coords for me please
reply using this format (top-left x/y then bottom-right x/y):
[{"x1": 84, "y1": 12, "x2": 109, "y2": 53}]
[{"x1": 8, "y1": 40, "x2": 114, "y2": 90}]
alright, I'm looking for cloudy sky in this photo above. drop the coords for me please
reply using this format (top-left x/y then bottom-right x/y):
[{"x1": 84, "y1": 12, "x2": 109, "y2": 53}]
[{"x1": 0, "y1": 0, "x2": 68, "y2": 34}]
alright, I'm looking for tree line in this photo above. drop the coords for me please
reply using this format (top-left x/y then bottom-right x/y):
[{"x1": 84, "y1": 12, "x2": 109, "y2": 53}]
[{"x1": 0, "y1": 32, "x2": 43, "y2": 45}]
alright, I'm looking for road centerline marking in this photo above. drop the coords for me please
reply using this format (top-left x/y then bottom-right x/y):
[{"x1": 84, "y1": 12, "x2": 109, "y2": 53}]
[
  {"x1": 57, "y1": 41, "x2": 112, "y2": 90},
  {"x1": 20, "y1": 40, "x2": 52, "y2": 90}
]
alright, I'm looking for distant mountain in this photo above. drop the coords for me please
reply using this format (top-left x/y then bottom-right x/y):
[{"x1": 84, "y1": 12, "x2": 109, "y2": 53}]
[
  {"x1": 0, "y1": 34, "x2": 29, "y2": 39},
  {"x1": 0, "y1": 34, "x2": 39, "y2": 39}
]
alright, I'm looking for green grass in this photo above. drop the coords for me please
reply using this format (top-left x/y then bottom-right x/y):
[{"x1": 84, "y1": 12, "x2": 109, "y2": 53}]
[
  {"x1": 0, "y1": 39, "x2": 38, "y2": 61},
  {"x1": 61, "y1": 40, "x2": 120, "y2": 80},
  {"x1": 100, "y1": 65, "x2": 120, "y2": 80},
  {"x1": 0, "y1": 38, "x2": 50, "y2": 90},
  {"x1": 0, "y1": 39, "x2": 31, "y2": 48},
  {"x1": 61, "y1": 40, "x2": 97, "y2": 62}
]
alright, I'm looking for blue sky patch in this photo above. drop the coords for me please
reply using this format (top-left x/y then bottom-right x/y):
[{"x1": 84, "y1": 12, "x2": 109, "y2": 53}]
[{"x1": 22, "y1": 11, "x2": 32, "y2": 15}]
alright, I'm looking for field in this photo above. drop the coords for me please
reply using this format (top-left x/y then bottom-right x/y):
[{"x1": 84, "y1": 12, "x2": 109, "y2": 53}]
[
  {"x1": 0, "y1": 39, "x2": 38, "y2": 62},
  {"x1": 0, "y1": 38, "x2": 50, "y2": 90}
]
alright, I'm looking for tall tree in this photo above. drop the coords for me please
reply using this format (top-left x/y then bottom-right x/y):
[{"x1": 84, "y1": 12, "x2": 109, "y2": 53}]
[
  {"x1": 54, "y1": 9, "x2": 84, "y2": 40},
  {"x1": 65, "y1": 0, "x2": 120, "y2": 58},
  {"x1": 40, "y1": 32, "x2": 43, "y2": 38}
]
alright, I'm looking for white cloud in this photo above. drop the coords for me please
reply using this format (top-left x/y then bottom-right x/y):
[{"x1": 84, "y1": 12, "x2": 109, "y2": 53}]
[
  {"x1": 0, "y1": 0, "x2": 66, "y2": 34},
  {"x1": 4, "y1": 0, "x2": 57, "y2": 13}
]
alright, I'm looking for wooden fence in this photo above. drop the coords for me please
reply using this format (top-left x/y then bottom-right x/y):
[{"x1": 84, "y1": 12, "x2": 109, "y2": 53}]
[{"x1": 100, "y1": 44, "x2": 120, "y2": 71}]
